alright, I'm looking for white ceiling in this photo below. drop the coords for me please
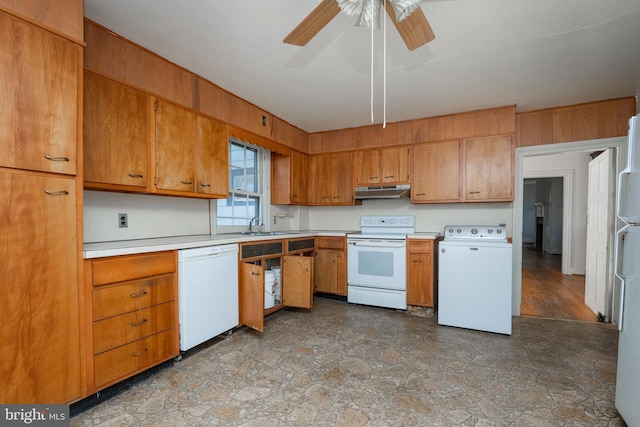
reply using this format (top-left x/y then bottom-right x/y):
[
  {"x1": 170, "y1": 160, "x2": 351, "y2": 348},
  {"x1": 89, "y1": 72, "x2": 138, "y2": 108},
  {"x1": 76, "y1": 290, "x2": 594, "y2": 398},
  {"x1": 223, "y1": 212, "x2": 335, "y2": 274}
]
[{"x1": 83, "y1": 0, "x2": 640, "y2": 134}]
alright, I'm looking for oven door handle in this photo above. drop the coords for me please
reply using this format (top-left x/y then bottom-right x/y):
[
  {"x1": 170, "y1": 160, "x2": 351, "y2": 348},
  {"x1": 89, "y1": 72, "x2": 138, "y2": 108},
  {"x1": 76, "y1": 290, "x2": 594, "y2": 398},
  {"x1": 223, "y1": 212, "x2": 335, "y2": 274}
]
[{"x1": 348, "y1": 239, "x2": 406, "y2": 248}]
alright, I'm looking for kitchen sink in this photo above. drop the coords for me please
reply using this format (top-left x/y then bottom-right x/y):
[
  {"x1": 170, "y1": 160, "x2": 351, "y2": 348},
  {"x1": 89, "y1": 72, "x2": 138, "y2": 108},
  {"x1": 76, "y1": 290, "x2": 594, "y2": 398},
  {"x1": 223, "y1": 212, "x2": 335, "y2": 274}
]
[{"x1": 239, "y1": 231, "x2": 300, "y2": 236}]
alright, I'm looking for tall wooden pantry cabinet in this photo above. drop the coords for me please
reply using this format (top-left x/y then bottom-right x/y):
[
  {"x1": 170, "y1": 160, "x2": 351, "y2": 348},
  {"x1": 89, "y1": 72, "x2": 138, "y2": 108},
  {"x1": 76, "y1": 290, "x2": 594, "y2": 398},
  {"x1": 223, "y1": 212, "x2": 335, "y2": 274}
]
[{"x1": 0, "y1": 4, "x2": 84, "y2": 404}]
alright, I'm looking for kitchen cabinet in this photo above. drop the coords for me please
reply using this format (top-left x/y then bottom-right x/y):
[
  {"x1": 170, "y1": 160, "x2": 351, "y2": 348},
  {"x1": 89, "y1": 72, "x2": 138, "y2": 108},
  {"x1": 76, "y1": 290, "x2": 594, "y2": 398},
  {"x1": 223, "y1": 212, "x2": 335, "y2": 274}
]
[
  {"x1": 412, "y1": 140, "x2": 461, "y2": 203},
  {"x1": 196, "y1": 115, "x2": 229, "y2": 197},
  {"x1": 84, "y1": 71, "x2": 151, "y2": 190},
  {"x1": 85, "y1": 251, "x2": 179, "y2": 392},
  {"x1": 239, "y1": 238, "x2": 314, "y2": 332},
  {"x1": 309, "y1": 152, "x2": 354, "y2": 205},
  {"x1": 314, "y1": 236, "x2": 347, "y2": 296},
  {"x1": 355, "y1": 147, "x2": 410, "y2": 185},
  {"x1": 463, "y1": 135, "x2": 513, "y2": 201},
  {"x1": 0, "y1": 170, "x2": 81, "y2": 404},
  {"x1": 0, "y1": 11, "x2": 79, "y2": 175},
  {"x1": 154, "y1": 99, "x2": 197, "y2": 194},
  {"x1": 271, "y1": 150, "x2": 309, "y2": 205},
  {"x1": 406, "y1": 239, "x2": 438, "y2": 307}
]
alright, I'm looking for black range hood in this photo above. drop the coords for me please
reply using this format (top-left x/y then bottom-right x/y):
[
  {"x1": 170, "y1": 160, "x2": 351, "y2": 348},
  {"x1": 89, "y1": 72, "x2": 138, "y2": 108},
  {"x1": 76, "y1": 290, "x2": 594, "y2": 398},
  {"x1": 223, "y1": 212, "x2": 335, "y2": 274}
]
[{"x1": 354, "y1": 184, "x2": 411, "y2": 200}]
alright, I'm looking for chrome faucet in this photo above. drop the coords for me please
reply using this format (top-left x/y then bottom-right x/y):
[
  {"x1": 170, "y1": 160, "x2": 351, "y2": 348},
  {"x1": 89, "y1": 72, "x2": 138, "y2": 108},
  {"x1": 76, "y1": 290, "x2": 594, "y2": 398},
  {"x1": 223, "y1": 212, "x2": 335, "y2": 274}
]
[{"x1": 248, "y1": 217, "x2": 262, "y2": 233}]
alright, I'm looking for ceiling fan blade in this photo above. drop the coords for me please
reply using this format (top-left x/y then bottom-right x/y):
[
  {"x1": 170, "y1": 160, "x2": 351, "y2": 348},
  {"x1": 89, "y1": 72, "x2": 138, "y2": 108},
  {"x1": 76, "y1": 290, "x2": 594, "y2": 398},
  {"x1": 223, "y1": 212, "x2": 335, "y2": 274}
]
[
  {"x1": 384, "y1": 0, "x2": 435, "y2": 51},
  {"x1": 283, "y1": 0, "x2": 341, "y2": 46}
]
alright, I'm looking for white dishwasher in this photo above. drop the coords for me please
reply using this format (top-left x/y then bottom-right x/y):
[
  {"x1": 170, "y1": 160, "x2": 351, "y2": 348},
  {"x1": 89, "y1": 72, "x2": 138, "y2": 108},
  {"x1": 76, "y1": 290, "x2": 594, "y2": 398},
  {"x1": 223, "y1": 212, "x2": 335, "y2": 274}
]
[
  {"x1": 438, "y1": 225, "x2": 513, "y2": 335},
  {"x1": 178, "y1": 244, "x2": 239, "y2": 351}
]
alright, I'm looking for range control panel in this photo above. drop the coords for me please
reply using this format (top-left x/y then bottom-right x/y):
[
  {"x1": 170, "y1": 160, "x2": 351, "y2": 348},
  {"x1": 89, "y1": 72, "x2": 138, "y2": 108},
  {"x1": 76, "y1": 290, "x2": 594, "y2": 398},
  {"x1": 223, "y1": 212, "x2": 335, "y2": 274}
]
[{"x1": 443, "y1": 225, "x2": 508, "y2": 240}]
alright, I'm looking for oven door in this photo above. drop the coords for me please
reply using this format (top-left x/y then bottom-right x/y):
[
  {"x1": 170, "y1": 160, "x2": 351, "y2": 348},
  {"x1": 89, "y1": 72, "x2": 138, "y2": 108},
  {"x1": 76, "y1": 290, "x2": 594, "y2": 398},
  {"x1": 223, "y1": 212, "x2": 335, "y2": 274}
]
[{"x1": 347, "y1": 238, "x2": 406, "y2": 290}]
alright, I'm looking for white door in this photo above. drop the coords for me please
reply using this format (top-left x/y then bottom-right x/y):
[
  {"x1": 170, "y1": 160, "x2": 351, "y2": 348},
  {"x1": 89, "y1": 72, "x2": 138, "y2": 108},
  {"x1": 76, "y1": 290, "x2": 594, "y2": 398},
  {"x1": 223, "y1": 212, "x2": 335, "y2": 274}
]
[{"x1": 585, "y1": 149, "x2": 615, "y2": 317}]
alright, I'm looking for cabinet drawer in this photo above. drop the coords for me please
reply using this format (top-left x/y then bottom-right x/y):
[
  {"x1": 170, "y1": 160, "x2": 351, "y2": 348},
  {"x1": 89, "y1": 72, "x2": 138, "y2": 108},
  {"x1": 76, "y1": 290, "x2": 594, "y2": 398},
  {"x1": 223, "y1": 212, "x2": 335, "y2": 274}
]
[
  {"x1": 93, "y1": 302, "x2": 176, "y2": 354},
  {"x1": 408, "y1": 240, "x2": 432, "y2": 254},
  {"x1": 93, "y1": 274, "x2": 175, "y2": 320},
  {"x1": 315, "y1": 236, "x2": 345, "y2": 250},
  {"x1": 91, "y1": 251, "x2": 176, "y2": 286},
  {"x1": 94, "y1": 328, "x2": 178, "y2": 389}
]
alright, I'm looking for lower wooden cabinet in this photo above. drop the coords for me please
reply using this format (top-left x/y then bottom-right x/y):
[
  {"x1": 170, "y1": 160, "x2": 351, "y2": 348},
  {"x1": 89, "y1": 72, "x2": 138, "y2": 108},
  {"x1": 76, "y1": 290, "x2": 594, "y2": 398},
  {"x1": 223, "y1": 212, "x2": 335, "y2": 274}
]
[
  {"x1": 239, "y1": 238, "x2": 314, "y2": 332},
  {"x1": 314, "y1": 236, "x2": 347, "y2": 296},
  {"x1": 85, "y1": 251, "x2": 179, "y2": 391},
  {"x1": 406, "y1": 239, "x2": 438, "y2": 307}
]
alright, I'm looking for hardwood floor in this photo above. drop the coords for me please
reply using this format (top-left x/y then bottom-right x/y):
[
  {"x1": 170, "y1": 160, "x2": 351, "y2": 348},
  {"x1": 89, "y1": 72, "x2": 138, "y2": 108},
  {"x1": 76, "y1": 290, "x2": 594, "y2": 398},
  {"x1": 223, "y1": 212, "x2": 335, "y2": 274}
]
[{"x1": 520, "y1": 245, "x2": 598, "y2": 322}]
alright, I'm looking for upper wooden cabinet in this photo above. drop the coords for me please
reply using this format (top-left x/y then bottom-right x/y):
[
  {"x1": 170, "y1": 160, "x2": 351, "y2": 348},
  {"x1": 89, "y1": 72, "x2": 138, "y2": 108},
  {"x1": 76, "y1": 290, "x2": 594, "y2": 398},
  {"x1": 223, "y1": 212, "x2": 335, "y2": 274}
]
[
  {"x1": 309, "y1": 152, "x2": 355, "y2": 205},
  {"x1": 355, "y1": 147, "x2": 410, "y2": 185},
  {"x1": 0, "y1": 171, "x2": 81, "y2": 404},
  {"x1": 84, "y1": 71, "x2": 151, "y2": 190},
  {"x1": 412, "y1": 140, "x2": 461, "y2": 203},
  {"x1": 463, "y1": 135, "x2": 514, "y2": 202},
  {"x1": 271, "y1": 150, "x2": 309, "y2": 205},
  {"x1": 196, "y1": 115, "x2": 229, "y2": 197},
  {"x1": 0, "y1": 12, "x2": 79, "y2": 175},
  {"x1": 154, "y1": 100, "x2": 197, "y2": 194},
  {"x1": 411, "y1": 136, "x2": 514, "y2": 203}
]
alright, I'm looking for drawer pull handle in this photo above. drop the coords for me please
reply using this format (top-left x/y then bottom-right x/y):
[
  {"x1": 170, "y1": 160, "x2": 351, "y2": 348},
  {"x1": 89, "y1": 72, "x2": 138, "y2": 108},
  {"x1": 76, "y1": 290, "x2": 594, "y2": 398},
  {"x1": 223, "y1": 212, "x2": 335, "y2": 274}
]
[
  {"x1": 130, "y1": 318, "x2": 148, "y2": 327},
  {"x1": 251, "y1": 272, "x2": 261, "y2": 276},
  {"x1": 181, "y1": 180, "x2": 193, "y2": 185},
  {"x1": 130, "y1": 290, "x2": 148, "y2": 298},
  {"x1": 416, "y1": 193, "x2": 425, "y2": 196},
  {"x1": 44, "y1": 190, "x2": 69, "y2": 196},
  {"x1": 131, "y1": 348, "x2": 148, "y2": 357},
  {"x1": 44, "y1": 154, "x2": 70, "y2": 162},
  {"x1": 369, "y1": 176, "x2": 378, "y2": 180},
  {"x1": 128, "y1": 173, "x2": 144, "y2": 178},
  {"x1": 200, "y1": 183, "x2": 211, "y2": 187},
  {"x1": 385, "y1": 175, "x2": 394, "y2": 179},
  {"x1": 469, "y1": 191, "x2": 480, "y2": 194}
]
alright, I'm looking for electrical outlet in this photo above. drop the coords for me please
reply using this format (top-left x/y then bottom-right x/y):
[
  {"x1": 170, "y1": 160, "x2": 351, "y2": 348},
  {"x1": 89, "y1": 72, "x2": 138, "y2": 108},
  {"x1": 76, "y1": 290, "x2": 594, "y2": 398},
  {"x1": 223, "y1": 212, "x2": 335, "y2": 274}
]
[{"x1": 118, "y1": 213, "x2": 128, "y2": 228}]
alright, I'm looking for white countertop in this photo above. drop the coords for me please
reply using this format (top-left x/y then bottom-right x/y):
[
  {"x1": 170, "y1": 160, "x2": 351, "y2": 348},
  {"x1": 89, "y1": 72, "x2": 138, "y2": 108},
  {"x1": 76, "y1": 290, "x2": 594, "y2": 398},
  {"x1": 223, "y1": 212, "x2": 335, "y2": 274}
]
[
  {"x1": 407, "y1": 232, "x2": 441, "y2": 240},
  {"x1": 83, "y1": 230, "x2": 353, "y2": 259}
]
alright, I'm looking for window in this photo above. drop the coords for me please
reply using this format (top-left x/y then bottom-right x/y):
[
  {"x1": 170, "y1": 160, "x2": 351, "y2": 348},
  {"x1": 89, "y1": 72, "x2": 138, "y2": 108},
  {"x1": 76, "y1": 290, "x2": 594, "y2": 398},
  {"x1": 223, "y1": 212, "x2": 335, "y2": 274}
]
[{"x1": 216, "y1": 139, "x2": 266, "y2": 229}]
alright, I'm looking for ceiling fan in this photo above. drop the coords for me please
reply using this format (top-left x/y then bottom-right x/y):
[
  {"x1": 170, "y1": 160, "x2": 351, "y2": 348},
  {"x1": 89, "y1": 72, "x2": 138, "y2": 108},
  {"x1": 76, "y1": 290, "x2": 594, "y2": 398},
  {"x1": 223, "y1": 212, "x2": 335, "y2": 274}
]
[{"x1": 283, "y1": 0, "x2": 435, "y2": 51}]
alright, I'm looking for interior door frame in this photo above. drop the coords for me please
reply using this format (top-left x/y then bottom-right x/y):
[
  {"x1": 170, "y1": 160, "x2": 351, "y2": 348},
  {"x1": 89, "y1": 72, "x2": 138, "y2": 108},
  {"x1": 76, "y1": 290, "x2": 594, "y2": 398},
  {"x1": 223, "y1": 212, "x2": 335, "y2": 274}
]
[
  {"x1": 512, "y1": 136, "x2": 627, "y2": 317},
  {"x1": 522, "y1": 170, "x2": 573, "y2": 274}
]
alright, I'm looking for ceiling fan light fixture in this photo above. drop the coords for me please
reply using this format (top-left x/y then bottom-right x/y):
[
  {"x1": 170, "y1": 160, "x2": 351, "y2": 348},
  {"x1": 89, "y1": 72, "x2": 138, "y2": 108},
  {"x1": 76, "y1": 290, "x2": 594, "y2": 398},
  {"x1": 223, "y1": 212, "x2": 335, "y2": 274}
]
[
  {"x1": 389, "y1": 0, "x2": 422, "y2": 21},
  {"x1": 337, "y1": 0, "x2": 422, "y2": 29}
]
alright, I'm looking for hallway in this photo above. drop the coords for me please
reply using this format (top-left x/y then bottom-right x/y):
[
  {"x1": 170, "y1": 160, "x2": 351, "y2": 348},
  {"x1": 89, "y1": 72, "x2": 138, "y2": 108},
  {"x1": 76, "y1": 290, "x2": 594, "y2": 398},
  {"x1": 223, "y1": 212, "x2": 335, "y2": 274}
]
[{"x1": 521, "y1": 246, "x2": 598, "y2": 322}]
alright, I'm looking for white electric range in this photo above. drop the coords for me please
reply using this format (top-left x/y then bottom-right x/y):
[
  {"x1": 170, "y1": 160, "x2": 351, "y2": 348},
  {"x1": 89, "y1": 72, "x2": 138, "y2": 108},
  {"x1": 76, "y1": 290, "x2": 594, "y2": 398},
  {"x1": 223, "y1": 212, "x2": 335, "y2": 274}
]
[{"x1": 347, "y1": 215, "x2": 415, "y2": 310}]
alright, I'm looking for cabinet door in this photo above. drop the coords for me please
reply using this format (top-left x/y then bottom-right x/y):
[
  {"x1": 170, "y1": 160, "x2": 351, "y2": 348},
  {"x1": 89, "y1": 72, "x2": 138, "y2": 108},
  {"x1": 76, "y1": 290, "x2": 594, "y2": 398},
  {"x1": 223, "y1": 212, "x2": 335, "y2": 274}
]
[
  {"x1": 412, "y1": 140, "x2": 461, "y2": 203},
  {"x1": 290, "y1": 151, "x2": 309, "y2": 204},
  {"x1": 464, "y1": 135, "x2": 514, "y2": 201},
  {"x1": 155, "y1": 100, "x2": 197, "y2": 193},
  {"x1": 309, "y1": 154, "x2": 331, "y2": 204},
  {"x1": 0, "y1": 171, "x2": 81, "y2": 403},
  {"x1": 381, "y1": 147, "x2": 410, "y2": 184},
  {"x1": 355, "y1": 149, "x2": 381, "y2": 185},
  {"x1": 84, "y1": 72, "x2": 150, "y2": 188},
  {"x1": 314, "y1": 249, "x2": 338, "y2": 294},
  {"x1": 196, "y1": 115, "x2": 228, "y2": 197},
  {"x1": 0, "y1": 12, "x2": 78, "y2": 175},
  {"x1": 330, "y1": 152, "x2": 354, "y2": 204},
  {"x1": 282, "y1": 256, "x2": 313, "y2": 308},
  {"x1": 407, "y1": 253, "x2": 433, "y2": 306},
  {"x1": 239, "y1": 263, "x2": 265, "y2": 332}
]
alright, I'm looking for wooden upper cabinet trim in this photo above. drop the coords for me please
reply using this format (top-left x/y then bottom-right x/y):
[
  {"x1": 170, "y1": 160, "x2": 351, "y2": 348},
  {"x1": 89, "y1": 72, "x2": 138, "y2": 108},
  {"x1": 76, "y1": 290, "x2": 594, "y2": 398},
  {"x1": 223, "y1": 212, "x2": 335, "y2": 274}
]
[
  {"x1": 516, "y1": 97, "x2": 636, "y2": 147},
  {"x1": 1, "y1": 0, "x2": 84, "y2": 42}
]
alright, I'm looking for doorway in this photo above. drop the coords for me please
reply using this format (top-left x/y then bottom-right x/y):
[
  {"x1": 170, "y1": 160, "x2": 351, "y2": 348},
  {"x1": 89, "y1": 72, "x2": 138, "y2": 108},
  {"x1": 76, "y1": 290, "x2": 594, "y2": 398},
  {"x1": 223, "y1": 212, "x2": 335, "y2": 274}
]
[{"x1": 512, "y1": 137, "x2": 628, "y2": 324}]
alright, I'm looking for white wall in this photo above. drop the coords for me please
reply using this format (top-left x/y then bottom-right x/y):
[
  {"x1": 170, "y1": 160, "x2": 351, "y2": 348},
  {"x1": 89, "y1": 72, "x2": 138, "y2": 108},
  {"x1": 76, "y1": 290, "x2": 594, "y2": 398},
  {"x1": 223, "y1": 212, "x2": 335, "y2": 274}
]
[
  {"x1": 84, "y1": 191, "x2": 211, "y2": 243},
  {"x1": 308, "y1": 199, "x2": 514, "y2": 235},
  {"x1": 523, "y1": 151, "x2": 592, "y2": 273}
]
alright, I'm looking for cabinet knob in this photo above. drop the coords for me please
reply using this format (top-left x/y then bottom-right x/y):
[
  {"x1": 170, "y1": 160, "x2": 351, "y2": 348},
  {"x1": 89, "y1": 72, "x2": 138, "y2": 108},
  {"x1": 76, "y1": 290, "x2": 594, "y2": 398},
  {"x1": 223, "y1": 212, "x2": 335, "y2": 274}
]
[
  {"x1": 44, "y1": 154, "x2": 70, "y2": 162},
  {"x1": 131, "y1": 348, "x2": 148, "y2": 357},
  {"x1": 130, "y1": 290, "x2": 148, "y2": 298},
  {"x1": 44, "y1": 190, "x2": 69, "y2": 196},
  {"x1": 130, "y1": 318, "x2": 148, "y2": 327}
]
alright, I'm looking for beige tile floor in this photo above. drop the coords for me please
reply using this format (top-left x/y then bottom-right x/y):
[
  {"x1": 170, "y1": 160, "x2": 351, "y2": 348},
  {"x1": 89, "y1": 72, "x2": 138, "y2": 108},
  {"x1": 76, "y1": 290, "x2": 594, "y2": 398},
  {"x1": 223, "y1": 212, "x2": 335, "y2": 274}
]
[{"x1": 71, "y1": 297, "x2": 623, "y2": 426}]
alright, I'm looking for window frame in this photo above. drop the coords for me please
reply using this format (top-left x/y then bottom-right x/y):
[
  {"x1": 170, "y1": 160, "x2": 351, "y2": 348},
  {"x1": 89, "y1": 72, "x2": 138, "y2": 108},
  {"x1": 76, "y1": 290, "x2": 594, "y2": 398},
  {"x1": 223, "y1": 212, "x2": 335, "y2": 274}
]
[{"x1": 215, "y1": 138, "x2": 269, "y2": 233}]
